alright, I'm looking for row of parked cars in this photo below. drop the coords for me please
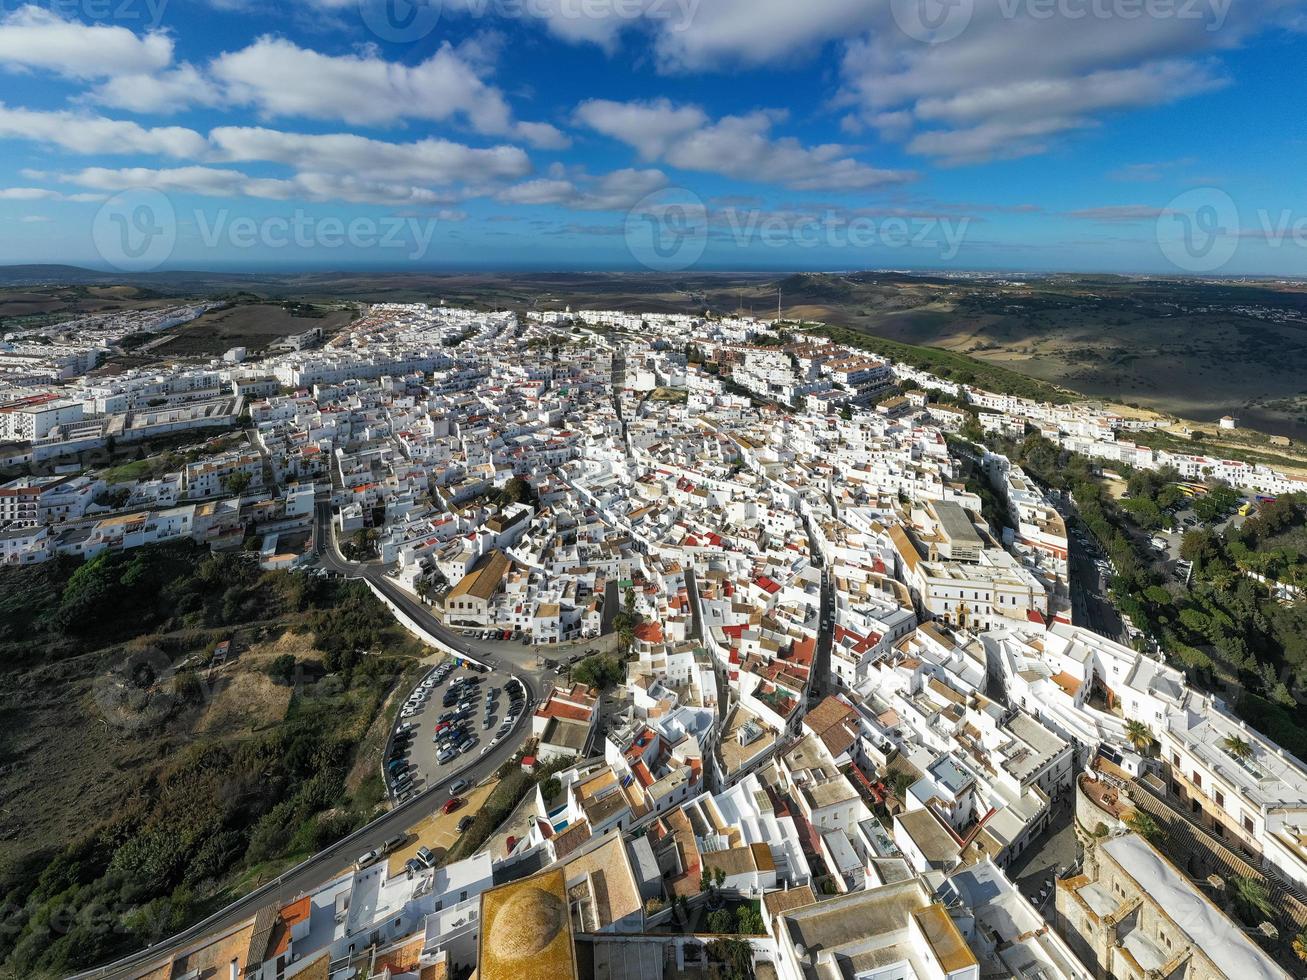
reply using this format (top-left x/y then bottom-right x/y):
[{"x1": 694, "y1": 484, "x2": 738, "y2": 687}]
[
  {"x1": 355, "y1": 834, "x2": 440, "y2": 874},
  {"x1": 434, "y1": 671, "x2": 485, "y2": 762}
]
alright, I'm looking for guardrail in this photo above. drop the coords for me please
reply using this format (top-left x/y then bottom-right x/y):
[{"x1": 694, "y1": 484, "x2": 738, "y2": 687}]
[{"x1": 70, "y1": 644, "x2": 535, "y2": 980}]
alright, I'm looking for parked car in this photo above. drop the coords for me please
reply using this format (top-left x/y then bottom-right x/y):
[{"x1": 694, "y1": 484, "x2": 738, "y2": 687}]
[
  {"x1": 457, "y1": 815, "x2": 474, "y2": 833},
  {"x1": 355, "y1": 849, "x2": 380, "y2": 870},
  {"x1": 416, "y1": 845, "x2": 436, "y2": 868},
  {"x1": 449, "y1": 778, "x2": 470, "y2": 795},
  {"x1": 381, "y1": 834, "x2": 406, "y2": 853},
  {"x1": 442, "y1": 796, "x2": 464, "y2": 814}
]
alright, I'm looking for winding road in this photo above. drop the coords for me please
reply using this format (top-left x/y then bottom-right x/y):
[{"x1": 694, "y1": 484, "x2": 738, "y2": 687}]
[{"x1": 71, "y1": 505, "x2": 542, "y2": 980}]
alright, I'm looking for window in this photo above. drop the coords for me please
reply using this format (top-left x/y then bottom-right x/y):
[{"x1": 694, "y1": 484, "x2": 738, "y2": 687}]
[
  {"x1": 1215, "y1": 790, "x2": 1224, "y2": 808},
  {"x1": 1192, "y1": 771, "x2": 1201, "y2": 788},
  {"x1": 1243, "y1": 815, "x2": 1255, "y2": 834}
]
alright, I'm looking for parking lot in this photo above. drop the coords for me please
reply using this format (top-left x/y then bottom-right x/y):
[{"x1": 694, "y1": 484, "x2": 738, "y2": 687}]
[{"x1": 385, "y1": 658, "x2": 531, "y2": 803}]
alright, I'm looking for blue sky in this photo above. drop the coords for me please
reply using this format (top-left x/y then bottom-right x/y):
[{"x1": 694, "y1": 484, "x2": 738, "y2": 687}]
[{"x1": 0, "y1": 0, "x2": 1305, "y2": 274}]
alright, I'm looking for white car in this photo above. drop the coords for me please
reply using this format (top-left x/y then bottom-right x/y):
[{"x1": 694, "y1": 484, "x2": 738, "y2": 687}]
[{"x1": 356, "y1": 849, "x2": 381, "y2": 870}]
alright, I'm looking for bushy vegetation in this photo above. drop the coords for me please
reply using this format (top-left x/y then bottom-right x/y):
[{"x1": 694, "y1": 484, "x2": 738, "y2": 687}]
[
  {"x1": 0, "y1": 542, "x2": 416, "y2": 975},
  {"x1": 441, "y1": 754, "x2": 576, "y2": 865},
  {"x1": 1004, "y1": 433, "x2": 1307, "y2": 753},
  {"x1": 571, "y1": 653, "x2": 624, "y2": 689}
]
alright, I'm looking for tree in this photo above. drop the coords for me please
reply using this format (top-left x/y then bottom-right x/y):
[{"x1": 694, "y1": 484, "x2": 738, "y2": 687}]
[
  {"x1": 1228, "y1": 875, "x2": 1273, "y2": 925},
  {"x1": 707, "y1": 909, "x2": 735, "y2": 934},
  {"x1": 541, "y1": 776, "x2": 562, "y2": 801},
  {"x1": 267, "y1": 654, "x2": 297, "y2": 685},
  {"x1": 675, "y1": 894, "x2": 690, "y2": 924},
  {"x1": 705, "y1": 938, "x2": 754, "y2": 980},
  {"x1": 1124, "y1": 810, "x2": 1166, "y2": 846},
  {"x1": 1222, "y1": 734, "x2": 1254, "y2": 761},
  {"x1": 735, "y1": 904, "x2": 765, "y2": 935},
  {"x1": 1124, "y1": 720, "x2": 1154, "y2": 755},
  {"x1": 886, "y1": 768, "x2": 916, "y2": 803},
  {"x1": 222, "y1": 470, "x2": 253, "y2": 497},
  {"x1": 1292, "y1": 929, "x2": 1307, "y2": 965},
  {"x1": 498, "y1": 476, "x2": 537, "y2": 508}
]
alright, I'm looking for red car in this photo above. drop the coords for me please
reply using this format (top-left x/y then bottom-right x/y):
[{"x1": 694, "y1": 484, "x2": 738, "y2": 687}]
[
  {"x1": 434, "y1": 721, "x2": 450, "y2": 733},
  {"x1": 442, "y1": 796, "x2": 464, "y2": 815}
]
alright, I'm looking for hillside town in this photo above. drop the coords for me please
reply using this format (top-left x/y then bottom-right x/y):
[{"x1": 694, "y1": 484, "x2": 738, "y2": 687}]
[{"x1": 4, "y1": 302, "x2": 1307, "y2": 980}]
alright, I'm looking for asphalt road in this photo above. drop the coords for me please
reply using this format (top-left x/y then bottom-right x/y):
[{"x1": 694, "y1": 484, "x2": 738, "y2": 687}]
[
  {"x1": 1067, "y1": 520, "x2": 1129, "y2": 645},
  {"x1": 70, "y1": 509, "x2": 541, "y2": 980}
]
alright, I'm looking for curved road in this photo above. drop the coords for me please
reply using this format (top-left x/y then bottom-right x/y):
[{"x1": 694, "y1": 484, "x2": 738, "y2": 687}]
[{"x1": 71, "y1": 505, "x2": 540, "y2": 980}]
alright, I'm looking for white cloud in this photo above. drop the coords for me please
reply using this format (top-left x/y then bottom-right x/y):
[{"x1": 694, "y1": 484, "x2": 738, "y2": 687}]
[
  {"x1": 208, "y1": 127, "x2": 532, "y2": 185},
  {"x1": 0, "y1": 187, "x2": 60, "y2": 200},
  {"x1": 89, "y1": 64, "x2": 224, "y2": 114},
  {"x1": 0, "y1": 5, "x2": 173, "y2": 79},
  {"x1": 209, "y1": 36, "x2": 564, "y2": 147},
  {"x1": 54, "y1": 165, "x2": 473, "y2": 207},
  {"x1": 836, "y1": 2, "x2": 1297, "y2": 164},
  {"x1": 499, "y1": 0, "x2": 1297, "y2": 165},
  {"x1": 497, "y1": 168, "x2": 668, "y2": 211},
  {"x1": 0, "y1": 103, "x2": 209, "y2": 159},
  {"x1": 575, "y1": 98, "x2": 913, "y2": 190}
]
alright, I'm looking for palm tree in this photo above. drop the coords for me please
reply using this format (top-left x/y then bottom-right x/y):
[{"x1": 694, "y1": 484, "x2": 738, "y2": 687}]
[
  {"x1": 1124, "y1": 720, "x2": 1154, "y2": 755},
  {"x1": 1228, "y1": 875, "x2": 1273, "y2": 926},
  {"x1": 1124, "y1": 810, "x2": 1166, "y2": 846},
  {"x1": 1292, "y1": 929, "x2": 1307, "y2": 965},
  {"x1": 1223, "y1": 734, "x2": 1254, "y2": 761}
]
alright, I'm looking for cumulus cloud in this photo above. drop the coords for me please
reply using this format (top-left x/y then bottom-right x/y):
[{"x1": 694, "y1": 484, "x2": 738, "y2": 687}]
[
  {"x1": 0, "y1": 103, "x2": 209, "y2": 159},
  {"x1": 54, "y1": 165, "x2": 472, "y2": 206},
  {"x1": 209, "y1": 36, "x2": 565, "y2": 147},
  {"x1": 834, "y1": 2, "x2": 1298, "y2": 165},
  {"x1": 208, "y1": 127, "x2": 532, "y2": 185},
  {"x1": 0, "y1": 5, "x2": 173, "y2": 79},
  {"x1": 90, "y1": 64, "x2": 224, "y2": 114},
  {"x1": 575, "y1": 98, "x2": 913, "y2": 190},
  {"x1": 497, "y1": 168, "x2": 668, "y2": 211}
]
